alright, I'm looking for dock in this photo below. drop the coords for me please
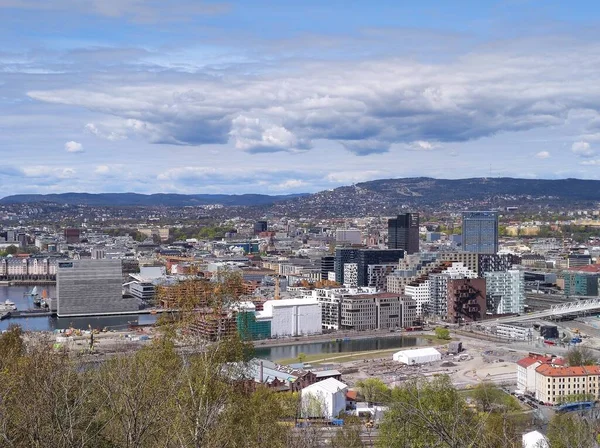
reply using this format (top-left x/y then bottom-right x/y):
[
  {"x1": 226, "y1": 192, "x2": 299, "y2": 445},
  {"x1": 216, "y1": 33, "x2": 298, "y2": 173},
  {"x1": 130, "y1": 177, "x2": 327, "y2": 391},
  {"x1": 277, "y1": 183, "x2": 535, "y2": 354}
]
[{"x1": 10, "y1": 310, "x2": 54, "y2": 318}]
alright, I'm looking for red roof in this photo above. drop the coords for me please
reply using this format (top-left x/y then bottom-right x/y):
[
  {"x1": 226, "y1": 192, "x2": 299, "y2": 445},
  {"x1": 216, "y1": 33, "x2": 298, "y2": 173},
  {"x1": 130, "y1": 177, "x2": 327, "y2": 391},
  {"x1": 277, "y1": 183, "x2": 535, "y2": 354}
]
[
  {"x1": 535, "y1": 364, "x2": 600, "y2": 377},
  {"x1": 517, "y1": 357, "x2": 542, "y2": 368},
  {"x1": 346, "y1": 390, "x2": 358, "y2": 400},
  {"x1": 568, "y1": 265, "x2": 600, "y2": 273},
  {"x1": 516, "y1": 355, "x2": 560, "y2": 368}
]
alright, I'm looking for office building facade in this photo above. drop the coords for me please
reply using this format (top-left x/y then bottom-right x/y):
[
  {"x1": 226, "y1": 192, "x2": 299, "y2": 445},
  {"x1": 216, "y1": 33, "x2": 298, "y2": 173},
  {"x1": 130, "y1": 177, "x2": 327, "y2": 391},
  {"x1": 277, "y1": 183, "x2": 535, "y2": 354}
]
[
  {"x1": 461, "y1": 211, "x2": 498, "y2": 254},
  {"x1": 388, "y1": 213, "x2": 420, "y2": 254},
  {"x1": 320, "y1": 256, "x2": 335, "y2": 281},
  {"x1": 57, "y1": 259, "x2": 139, "y2": 317},
  {"x1": 254, "y1": 221, "x2": 268, "y2": 235},
  {"x1": 484, "y1": 269, "x2": 525, "y2": 314},
  {"x1": 334, "y1": 248, "x2": 404, "y2": 287}
]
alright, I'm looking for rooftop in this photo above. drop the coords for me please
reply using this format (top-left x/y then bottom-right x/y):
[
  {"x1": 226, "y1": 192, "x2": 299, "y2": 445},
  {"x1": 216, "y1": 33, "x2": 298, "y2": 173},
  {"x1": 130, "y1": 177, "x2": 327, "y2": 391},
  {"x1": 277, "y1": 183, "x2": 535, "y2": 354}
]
[{"x1": 535, "y1": 364, "x2": 600, "y2": 377}]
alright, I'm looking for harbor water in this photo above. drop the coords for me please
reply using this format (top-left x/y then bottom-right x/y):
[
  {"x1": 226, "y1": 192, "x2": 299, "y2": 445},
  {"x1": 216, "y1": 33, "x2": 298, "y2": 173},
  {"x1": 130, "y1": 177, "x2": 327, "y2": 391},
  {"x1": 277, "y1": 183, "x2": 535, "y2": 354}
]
[
  {"x1": 0, "y1": 285, "x2": 157, "y2": 332},
  {"x1": 254, "y1": 335, "x2": 428, "y2": 362}
]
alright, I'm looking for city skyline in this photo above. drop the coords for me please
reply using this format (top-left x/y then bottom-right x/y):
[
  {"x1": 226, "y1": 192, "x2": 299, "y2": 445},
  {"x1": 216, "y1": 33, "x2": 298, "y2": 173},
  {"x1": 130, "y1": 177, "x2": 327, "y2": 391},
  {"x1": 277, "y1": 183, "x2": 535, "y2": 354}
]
[{"x1": 2, "y1": 1, "x2": 600, "y2": 195}]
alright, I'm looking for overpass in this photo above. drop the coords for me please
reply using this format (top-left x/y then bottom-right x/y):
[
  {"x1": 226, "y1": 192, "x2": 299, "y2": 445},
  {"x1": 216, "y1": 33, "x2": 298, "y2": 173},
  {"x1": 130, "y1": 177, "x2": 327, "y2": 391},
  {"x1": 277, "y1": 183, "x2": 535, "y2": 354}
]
[{"x1": 487, "y1": 297, "x2": 600, "y2": 325}]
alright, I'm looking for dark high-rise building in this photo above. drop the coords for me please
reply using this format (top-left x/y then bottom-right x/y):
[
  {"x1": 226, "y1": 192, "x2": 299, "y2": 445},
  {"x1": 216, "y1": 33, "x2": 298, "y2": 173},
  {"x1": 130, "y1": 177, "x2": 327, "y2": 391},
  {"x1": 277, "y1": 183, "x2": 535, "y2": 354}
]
[
  {"x1": 462, "y1": 211, "x2": 498, "y2": 254},
  {"x1": 64, "y1": 228, "x2": 81, "y2": 244},
  {"x1": 388, "y1": 213, "x2": 419, "y2": 254},
  {"x1": 334, "y1": 248, "x2": 404, "y2": 286},
  {"x1": 320, "y1": 256, "x2": 335, "y2": 281},
  {"x1": 254, "y1": 221, "x2": 268, "y2": 235}
]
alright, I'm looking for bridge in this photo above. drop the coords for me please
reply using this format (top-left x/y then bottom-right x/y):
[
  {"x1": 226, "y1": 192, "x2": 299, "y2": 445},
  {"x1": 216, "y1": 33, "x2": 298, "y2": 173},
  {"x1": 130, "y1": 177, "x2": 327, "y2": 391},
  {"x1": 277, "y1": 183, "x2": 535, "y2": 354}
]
[{"x1": 487, "y1": 297, "x2": 600, "y2": 325}]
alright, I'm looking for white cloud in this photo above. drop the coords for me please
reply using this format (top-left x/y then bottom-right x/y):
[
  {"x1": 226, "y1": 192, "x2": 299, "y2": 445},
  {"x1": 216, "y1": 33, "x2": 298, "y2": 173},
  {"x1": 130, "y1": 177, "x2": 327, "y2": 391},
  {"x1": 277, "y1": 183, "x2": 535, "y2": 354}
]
[
  {"x1": 30, "y1": 43, "x2": 600, "y2": 157},
  {"x1": 571, "y1": 141, "x2": 595, "y2": 158},
  {"x1": 580, "y1": 159, "x2": 600, "y2": 166},
  {"x1": 230, "y1": 115, "x2": 310, "y2": 153},
  {"x1": 22, "y1": 166, "x2": 76, "y2": 179},
  {"x1": 326, "y1": 170, "x2": 387, "y2": 184},
  {"x1": 271, "y1": 179, "x2": 308, "y2": 190},
  {"x1": 94, "y1": 165, "x2": 110, "y2": 174},
  {"x1": 407, "y1": 140, "x2": 439, "y2": 151},
  {"x1": 536, "y1": 151, "x2": 550, "y2": 159},
  {"x1": 85, "y1": 123, "x2": 125, "y2": 141},
  {"x1": 64, "y1": 140, "x2": 83, "y2": 153}
]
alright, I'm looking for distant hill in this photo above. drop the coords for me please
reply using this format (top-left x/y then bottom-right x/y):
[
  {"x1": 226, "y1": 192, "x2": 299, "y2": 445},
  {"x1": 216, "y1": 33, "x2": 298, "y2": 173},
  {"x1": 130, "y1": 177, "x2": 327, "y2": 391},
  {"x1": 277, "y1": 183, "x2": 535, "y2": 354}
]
[
  {"x1": 266, "y1": 177, "x2": 600, "y2": 216},
  {"x1": 3, "y1": 177, "x2": 600, "y2": 215},
  {"x1": 0, "y1": 192, "x2": 307, "y2": 207}
]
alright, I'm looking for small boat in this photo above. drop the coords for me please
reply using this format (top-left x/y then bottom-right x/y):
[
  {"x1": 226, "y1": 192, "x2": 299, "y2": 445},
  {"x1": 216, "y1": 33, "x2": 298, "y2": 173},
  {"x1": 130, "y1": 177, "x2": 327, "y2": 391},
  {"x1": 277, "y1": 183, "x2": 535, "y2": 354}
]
[
  {"x1": 25, "y1": 286, "x2": 41, "y2": 306},
  {"x1": 0, "y1": 300, "x2": 17, "y2": 312}
]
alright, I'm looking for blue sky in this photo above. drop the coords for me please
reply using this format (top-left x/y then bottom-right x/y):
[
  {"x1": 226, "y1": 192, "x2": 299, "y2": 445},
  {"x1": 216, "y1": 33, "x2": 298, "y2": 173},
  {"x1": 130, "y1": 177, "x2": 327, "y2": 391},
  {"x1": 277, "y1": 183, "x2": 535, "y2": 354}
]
[{"x1": 2, "y1": 0, "x2": 600, "y2": 195}]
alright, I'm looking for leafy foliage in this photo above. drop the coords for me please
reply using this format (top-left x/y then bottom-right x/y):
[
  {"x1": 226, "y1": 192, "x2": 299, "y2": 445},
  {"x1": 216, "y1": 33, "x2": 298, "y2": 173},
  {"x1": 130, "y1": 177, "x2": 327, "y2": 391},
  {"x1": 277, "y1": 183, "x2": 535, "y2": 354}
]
[
  {"x1": 547, "y1": 413, "x2": 598, "y2": 448},
  {"x1": 567, "y1": 346, "x2": 597, "y2": 367},
  {"x1": 355, "y1": 378, "x2": 390, "y2": 404},
  {"x1": 434, "y1": 327, "x2": 451, "y2": 340}
]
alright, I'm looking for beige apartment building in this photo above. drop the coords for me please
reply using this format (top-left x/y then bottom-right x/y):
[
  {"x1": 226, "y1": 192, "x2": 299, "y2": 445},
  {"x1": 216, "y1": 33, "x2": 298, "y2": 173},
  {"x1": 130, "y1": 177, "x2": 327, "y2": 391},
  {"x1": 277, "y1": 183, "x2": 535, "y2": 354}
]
[
  {"x1": 535, "y1": 364, "x2": 600, "y2": 404},
  {"x1": 339, "y1": 293, "x2": 417, "y2": 331}
]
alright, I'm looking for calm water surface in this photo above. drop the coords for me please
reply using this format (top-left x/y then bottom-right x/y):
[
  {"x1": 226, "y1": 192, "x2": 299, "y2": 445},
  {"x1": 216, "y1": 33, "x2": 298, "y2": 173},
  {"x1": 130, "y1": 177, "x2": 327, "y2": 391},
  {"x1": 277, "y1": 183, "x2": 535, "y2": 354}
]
[
  {"x1": 0, "y1": 286, "x2": 157, "y2": 332},
  {"x1": 254, "y1": 336, "x2": 428, "y2": 361}
]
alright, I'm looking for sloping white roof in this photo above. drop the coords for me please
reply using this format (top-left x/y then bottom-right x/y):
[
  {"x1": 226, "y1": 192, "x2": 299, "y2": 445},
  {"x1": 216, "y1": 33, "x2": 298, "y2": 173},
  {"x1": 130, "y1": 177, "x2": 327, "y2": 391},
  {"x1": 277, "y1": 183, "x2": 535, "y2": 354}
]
[
  {"x1": 394, "y1": 347, "x2": 441, "y2": 358},
  {"x1": 139, "y1": 266, "x2": 166, "y2": 280},
  {"x1": 522, "y1": 430, "x2": 548, "y2": 448},
  {"x1": 303, "y1": 378, "x2": 347, "y2": 395}
]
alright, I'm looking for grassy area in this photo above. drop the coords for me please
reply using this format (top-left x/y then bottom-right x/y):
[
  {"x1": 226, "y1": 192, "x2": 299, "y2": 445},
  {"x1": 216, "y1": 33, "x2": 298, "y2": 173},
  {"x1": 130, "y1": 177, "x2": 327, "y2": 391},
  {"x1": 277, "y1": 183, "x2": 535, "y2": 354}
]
[{"x1": 276, "y1": 337, "x2": 449, "y2": 366}]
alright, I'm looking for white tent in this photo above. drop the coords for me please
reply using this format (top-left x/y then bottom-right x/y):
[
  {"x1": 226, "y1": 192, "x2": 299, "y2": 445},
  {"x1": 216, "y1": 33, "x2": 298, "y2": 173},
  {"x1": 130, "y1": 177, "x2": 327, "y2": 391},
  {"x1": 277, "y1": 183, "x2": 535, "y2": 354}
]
[
  {"x1": 392, "y1": 347, "x2": 441, "y2": 365},
  {"x1": 522, "y1": 430, "x2": 548, "y2": 448}
]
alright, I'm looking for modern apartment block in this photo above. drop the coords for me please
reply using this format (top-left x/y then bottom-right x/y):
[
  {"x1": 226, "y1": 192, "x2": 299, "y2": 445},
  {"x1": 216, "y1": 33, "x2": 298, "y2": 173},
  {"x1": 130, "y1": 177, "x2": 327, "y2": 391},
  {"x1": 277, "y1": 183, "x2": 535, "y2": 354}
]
[
  {"x1": 334, "y1": 248, "x2": 404, "y2": 286},
  {"x1": 366, "y1": 264, "x2": 398, "y2": 291},
  {"x1": 428, "y1": 262, "x2": 478, "y2": 318},
  {"x1": 561, "y1": 271, "x2": 600, "y2": 296},
  {"x1": 341, "y1": 293, "x2": 417, "y2": 330},
  {"x1": 343, "y1": 263, "x2": 359, "y2": 287},
  {"x1": 386, "y1": 252, "x2": 440, "y2": 294},
  {"x1": 56, "y1": 259, "x2": 139, "y2": 317},
  {"x1": 484, "y1": 269, "x2": 525, "y2": 314},
  {"x1": 306, "y1": 287, "x2": 416, "y2": 330},
  {"x1": 478, "y1": 253, "x2": 520, "y2": 277},
  {"x1": 307, "y1": 287, "x2": 377, "y2": 330},
  {"x1": 447, "y1": 278, "x2": 486, "y2": 323},
  {"x1": 404, "y1": 280, "x2": 430, "y2": 317},
  {"x1": 461, "y1": 211, "x2": 498, "y2": 254},
  {"x1": 438, "y1": 252, "x2": 479, "y2": 273},
  {"x1": 388, "y1": 213, "x2": 420, "y2": 254}
]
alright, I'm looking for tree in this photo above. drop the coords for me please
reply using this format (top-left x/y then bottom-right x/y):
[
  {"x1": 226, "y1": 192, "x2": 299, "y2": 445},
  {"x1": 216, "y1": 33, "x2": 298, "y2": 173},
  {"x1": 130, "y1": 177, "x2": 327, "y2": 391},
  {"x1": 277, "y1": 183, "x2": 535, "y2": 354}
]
[
  {"x1": 547, "y1": 413, "x2": 597, "y2": 448},
  {"x1": 567, "y1": 346, "x2": 597, "y2": 366},
  {"x1": 297, "y1": 352, "x2": 307, "y2": 363},
  {"x1": 435, "y1": 327, "x2": 451, "y2": 340},
  {"x1": 355, "y1": 378, "x2": 390, "y2": 404},
  {"x1": 471, "y1": 382, "x2": 519, "y2": 413},
  {"x1": 377, "y1": 375, "x2": 521, "y2": 448},
  {"x1": 0, "y1": 325, "x2": 24, "y2": 370},
  {"x1": 4, "y1": 245, "x2": 17, "y2": 255},
  {"x1": 330, "y1": 416, "x2": 365, "y2": 448},
  {"x1": 93, "y1": 340, "x2": 181, "y2": 448}
]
